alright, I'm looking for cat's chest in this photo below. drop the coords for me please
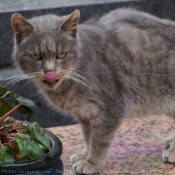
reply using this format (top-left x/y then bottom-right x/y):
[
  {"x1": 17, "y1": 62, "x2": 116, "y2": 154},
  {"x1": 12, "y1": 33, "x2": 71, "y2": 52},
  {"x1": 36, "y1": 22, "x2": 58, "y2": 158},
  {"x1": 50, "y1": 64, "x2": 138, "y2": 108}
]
[
  {"x1": 48, "y1": 91, "x2": 78, "y2": 111},
  {"x1": 46, "y1": 91, "x2": 98, "y2": 119}
]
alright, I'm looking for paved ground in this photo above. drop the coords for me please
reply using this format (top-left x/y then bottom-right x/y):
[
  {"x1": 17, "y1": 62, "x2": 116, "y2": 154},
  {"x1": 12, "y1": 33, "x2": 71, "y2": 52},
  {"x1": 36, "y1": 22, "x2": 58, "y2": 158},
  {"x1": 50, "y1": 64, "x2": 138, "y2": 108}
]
[{"x1": 48, "y1": 115, "x2": 175, "y2": 175}]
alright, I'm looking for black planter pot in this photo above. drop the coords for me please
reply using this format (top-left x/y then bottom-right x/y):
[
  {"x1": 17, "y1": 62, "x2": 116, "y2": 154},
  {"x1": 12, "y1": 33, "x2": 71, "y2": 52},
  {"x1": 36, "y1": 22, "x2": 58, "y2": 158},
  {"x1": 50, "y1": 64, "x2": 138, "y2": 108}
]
[{"x1": 0, "y1": 130, "x2": 63, "y2": 175}]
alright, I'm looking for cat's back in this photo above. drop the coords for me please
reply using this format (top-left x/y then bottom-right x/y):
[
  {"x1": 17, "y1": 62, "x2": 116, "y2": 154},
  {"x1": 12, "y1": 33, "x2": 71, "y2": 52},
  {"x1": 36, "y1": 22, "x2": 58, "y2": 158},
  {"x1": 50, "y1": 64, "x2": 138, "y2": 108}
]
[
  {"x1": 95, "y1": 8, "x2": 175, "y2": 48},
  {"x1": 89, "y1": 8, "x2": 175, "y2": 98},
  {"x1": 93, "y1": 9, "x2": 175, "y2": 114},
  {"x1": 94, "y1": 8, "x2": 175, "y2": 62},
  {"x1": 97, "y1": 8, "x2": 175, "y2": 32}
]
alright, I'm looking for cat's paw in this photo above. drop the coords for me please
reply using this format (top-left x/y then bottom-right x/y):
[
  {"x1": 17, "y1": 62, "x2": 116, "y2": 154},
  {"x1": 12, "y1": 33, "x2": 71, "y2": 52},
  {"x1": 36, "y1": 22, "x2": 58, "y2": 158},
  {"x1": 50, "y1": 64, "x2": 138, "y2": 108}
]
[
  {"x1": 72, "y1": 160, "x2": 100, "y2": 174},
  {"x1": 70, "y1": 152, "x2": 87, "y2": 164},
  {"x1": 162, "y1": 135, "x2": 175, "y2": 163},
  {"x1": 163, "y1": 136, "x2": 173, "y2": 149},
  {"x1": 162, "y1": 149, "x2": 175, "y2": 163}
]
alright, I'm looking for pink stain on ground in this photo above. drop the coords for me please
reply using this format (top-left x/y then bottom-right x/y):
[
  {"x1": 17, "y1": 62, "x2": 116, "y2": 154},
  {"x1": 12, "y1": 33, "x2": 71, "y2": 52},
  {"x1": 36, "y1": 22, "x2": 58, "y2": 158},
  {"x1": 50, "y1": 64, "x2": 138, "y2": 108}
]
[{"x1": 45, "y1": 71, "x2": 57, "y2": 83}]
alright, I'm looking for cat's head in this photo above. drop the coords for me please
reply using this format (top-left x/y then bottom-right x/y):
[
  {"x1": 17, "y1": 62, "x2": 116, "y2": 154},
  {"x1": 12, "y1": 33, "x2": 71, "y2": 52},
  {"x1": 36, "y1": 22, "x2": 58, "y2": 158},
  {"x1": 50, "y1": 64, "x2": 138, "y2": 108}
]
[{"x1": 11, "y1": 10, "x2": 81, "y2": 91}]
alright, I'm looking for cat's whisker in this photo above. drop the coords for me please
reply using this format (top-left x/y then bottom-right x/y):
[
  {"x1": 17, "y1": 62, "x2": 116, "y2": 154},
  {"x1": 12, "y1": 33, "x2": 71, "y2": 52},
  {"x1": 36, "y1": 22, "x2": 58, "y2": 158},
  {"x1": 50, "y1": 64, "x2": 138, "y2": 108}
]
[
  {"x1": 68, "y1": 71, "x2": 91, "y2": 91},
  {"x1": 70, "y1": 72, "x2": 88, "y2": 82},
  {"x1": 68, "y1": 69, "x2": 89, "y2": 81},
  {"x1": 59, "y1": 70, "x2": 68, "y2": 77},
  {"x1": 68, "y1": 74, "x2": 88, "y2": 85},
  {"x1": 71, "y1": 74, "x2": 89, "y2": 88},
  {"x1": 3, "y1": 77, "x2": 28, "y2": 85},
  {"x1": 66, "y1": 75, "x2": 85, "y2": 89},
  {"x1": 5, "y1": 75, "x2": 35, "y2": 83},
  {"x1": 27, "y1": 72, "x2": 43, "y2": 76},
  {"x1": 2, "y1": 74, "x2": 31, "y2": 82},
  {"x1": 6, "y1": 79, "x2": 29, "y2": 88},
  {"x1": 66, "y1": 74, "x2": 91, "y2": 91},
  {"x1": 3, "y1": 75, "x2": 36, "y2": 88},
  {"x1": 22, "y1": 79, "x2": 33, "y2": 89},
  {"x1": 66, "y1": 75, "x2": 83, "y2": 87},
  {"x1": 1, "y1": 74, "x2": 37, "y2": 86}
]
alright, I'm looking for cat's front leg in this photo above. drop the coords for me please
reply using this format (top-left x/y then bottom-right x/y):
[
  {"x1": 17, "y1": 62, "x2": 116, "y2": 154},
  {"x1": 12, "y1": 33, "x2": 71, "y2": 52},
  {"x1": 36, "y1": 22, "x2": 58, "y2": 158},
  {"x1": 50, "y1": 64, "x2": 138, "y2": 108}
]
[
  {"x1": 70, "y1": 120, "x2": 91, "y2": 164},
  {"x1": 72, "y1": 120, "x2": 119, "y2": 174}
]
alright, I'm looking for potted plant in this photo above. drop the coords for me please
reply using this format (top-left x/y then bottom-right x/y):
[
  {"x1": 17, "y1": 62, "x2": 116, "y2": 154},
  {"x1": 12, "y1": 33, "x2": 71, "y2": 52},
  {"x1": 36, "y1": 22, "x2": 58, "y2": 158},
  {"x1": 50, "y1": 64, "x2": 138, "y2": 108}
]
[{"x1": 0, "y1": 84, "x2": 62, "y2": 172}]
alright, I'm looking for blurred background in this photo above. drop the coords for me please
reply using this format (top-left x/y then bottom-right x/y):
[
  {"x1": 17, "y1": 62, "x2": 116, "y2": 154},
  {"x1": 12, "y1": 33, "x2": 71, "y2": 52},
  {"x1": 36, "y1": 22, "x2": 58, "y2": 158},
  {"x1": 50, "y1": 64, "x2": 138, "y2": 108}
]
[{"x1": 0, "y1": 0, "x2": 175, "y2": 127}]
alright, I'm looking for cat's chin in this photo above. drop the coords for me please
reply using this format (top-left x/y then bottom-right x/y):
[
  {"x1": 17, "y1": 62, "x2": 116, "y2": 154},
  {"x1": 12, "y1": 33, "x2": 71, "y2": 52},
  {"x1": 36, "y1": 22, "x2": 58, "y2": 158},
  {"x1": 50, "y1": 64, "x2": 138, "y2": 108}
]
[{"x1": 42, "y1": 80, "x2": 59, "y2": 90}]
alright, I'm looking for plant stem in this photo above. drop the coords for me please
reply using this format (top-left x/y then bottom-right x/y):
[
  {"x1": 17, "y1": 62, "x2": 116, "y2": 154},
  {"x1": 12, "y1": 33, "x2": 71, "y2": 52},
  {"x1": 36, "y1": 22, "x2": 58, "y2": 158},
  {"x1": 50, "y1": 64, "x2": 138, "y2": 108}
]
[{"x1": 0, "y1": 104, "x2": 22, "y2": 124}]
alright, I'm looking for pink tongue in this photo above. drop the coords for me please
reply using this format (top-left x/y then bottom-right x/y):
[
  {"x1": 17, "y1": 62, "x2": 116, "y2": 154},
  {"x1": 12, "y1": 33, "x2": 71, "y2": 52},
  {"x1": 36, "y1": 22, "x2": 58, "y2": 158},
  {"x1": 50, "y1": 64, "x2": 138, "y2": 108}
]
[{"x1": 45, "y1": 71, "x2": 57, "y2": 83}]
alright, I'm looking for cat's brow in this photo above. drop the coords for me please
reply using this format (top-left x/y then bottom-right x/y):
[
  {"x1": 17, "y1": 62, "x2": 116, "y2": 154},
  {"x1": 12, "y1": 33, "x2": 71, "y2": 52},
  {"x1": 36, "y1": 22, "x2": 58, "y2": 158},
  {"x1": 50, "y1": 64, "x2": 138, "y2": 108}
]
[{"x1": 41, "y1": 38, "x2": 56, "y2": 55}]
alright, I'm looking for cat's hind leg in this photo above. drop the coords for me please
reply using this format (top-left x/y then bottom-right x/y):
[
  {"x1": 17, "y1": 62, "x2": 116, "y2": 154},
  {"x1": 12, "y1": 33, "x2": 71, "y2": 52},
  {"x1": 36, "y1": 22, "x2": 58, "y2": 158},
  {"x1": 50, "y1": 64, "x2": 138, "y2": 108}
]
[
  {"x1": 162, "y1": 135, "x2": 175, "y2": 163},
  {"x1": 70, "y1": 120, "x2": 90, "y2": 164}
]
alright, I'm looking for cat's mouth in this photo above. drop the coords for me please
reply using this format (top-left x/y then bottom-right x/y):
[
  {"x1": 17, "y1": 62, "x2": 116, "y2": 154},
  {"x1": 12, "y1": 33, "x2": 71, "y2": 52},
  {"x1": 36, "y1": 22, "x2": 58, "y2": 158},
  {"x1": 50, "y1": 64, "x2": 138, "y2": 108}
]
[
  {"x1": 43, "y1": 79, "x2": 59, "y2": 86},
  {"x1": 42, "y1": 79, "x2": 60, "y2": 90},
  {"x1": 42, "y1": 71, "x2": 59, "y2": 89}
]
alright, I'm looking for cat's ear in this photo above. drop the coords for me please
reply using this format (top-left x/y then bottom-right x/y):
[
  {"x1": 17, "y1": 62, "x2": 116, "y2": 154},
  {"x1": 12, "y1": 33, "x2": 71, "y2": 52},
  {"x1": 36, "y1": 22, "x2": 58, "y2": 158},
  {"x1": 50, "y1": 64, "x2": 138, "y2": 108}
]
[
  {"x1": 60, "y1": 10, "x2": 80, "y2": 37},
  {"x1": 11, "y1": 13, "x2": 34, "y2": 43}
]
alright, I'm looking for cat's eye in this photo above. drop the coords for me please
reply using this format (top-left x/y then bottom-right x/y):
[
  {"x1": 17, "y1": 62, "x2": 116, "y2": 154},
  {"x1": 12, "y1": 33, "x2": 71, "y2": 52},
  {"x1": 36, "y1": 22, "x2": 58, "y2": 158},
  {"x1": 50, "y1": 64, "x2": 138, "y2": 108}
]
[
  {"x1": 56, "y1": 52, "x2": 67, "y2": 59},
  {"x1": 31, "y1": 54, "x2": 42, "y2": 61}
]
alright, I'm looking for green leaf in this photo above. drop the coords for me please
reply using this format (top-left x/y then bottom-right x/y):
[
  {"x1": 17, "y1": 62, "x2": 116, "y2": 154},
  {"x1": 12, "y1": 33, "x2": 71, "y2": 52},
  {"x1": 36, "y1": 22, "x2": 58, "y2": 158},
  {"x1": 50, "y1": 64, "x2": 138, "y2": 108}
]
[
  {"x1": 11, "y1": 100, "x2": 19, "y2": 108},
  {"x1": 4, "y1": 147, "x2": 15, "y2": 164},
  {"x1": 0, "y1": 84, "x2": 7, "y2": 95},
  {"x1": 0, "y1": 91, "x2": 12, "y2": 99},
  {"x1": 14, "y1": 134, "x2": 32, "y2": 156},
  {"x1": 0, "y1": 152, "x2": 5, "y2": 166},
  {"x1": 29, "y1": 139, "x2": 46, "y2": 159},
  {"x1": 19, "y1": 106, "x2": 34, "y2": 117},
  {"x1": 28, "y1": 122, "x2": 50, "y2": 151},
  {"x1": 12, "y1": 101, "x2": 34, "y2": 118},
  {"x1": 14, "y1": 134, "x2": 46, "y2": 159},
  {"x1": 28, "y1": 154, "x2": 36, "y2": 160},
  {"x1": 16, "y1": 96, "x2": 35, "y2": 108},
  {"x1": 0, "y1": 146, "x2": 15, "y2": 166},
  {"x1": 0, "y1": 147, "x2": 7, "y2": 166},
  {"x1": 0, "y1": 98, "x2": 12, "y2": 117}
]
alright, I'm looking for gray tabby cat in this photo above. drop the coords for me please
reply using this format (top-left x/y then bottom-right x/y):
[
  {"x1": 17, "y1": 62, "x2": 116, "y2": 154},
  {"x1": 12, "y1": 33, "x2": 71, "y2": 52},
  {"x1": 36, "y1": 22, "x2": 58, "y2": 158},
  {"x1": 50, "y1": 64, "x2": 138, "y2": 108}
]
[{"x1": 11, "y1": 8, "x2": 175, "y2": 174}]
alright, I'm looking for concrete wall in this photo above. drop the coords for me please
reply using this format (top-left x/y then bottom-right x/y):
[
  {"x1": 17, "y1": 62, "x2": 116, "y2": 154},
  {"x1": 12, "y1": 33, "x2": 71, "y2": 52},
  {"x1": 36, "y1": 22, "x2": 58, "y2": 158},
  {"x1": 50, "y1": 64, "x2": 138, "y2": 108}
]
[{"x1": 1, "y1": 0, "x2": 175, "y2": 66}]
